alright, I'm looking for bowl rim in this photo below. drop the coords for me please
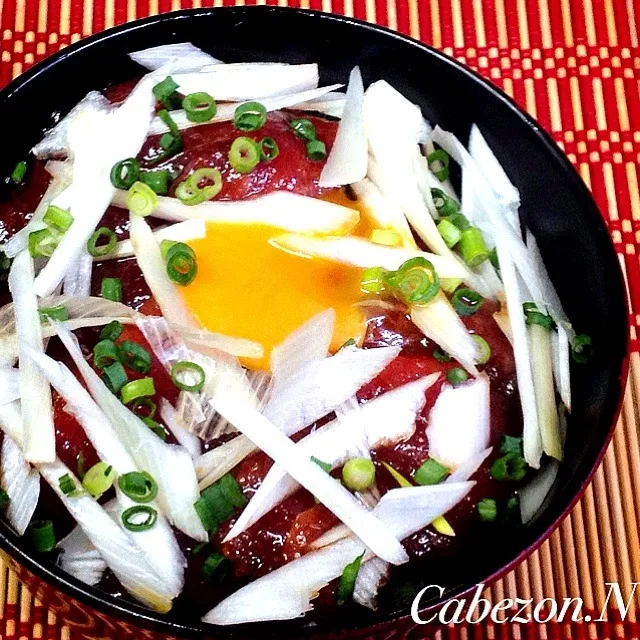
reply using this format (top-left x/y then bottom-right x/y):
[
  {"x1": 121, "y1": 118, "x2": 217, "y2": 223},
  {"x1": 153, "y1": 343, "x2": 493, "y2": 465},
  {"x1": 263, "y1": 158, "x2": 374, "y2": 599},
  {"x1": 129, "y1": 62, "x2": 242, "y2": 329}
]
[{"x1": 0, "y1": 5, "x2": 630, "y2": 637}]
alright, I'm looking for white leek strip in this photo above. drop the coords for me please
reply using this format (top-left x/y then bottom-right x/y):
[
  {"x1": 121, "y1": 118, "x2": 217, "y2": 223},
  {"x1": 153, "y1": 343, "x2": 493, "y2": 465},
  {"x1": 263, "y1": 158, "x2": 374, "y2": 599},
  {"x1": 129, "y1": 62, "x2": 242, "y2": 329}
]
[
  {"x1": 159, "y1": 399, "x2": 201, "y2": 459},
  {"x1": 319, "y1": 66, "x2": 367, "y2": 188},
  {"x1": 519, "y1": 460, "x2": 559, "y2": 524},
  {"x1": 129, "y1": 214, "x2": 198, "y2": 328},
  {"x1": 129, "y1": 42, "x2": 221, "y2": 72},
  {"x1": 34, "y1": 74, "x2": 157, "y2": 297},
  {"x1": 353, "y1": 557, "x2": 389, "y2": 610},
  {"x1": 212, "y1": 392, "x2": 408, "y2": 565},
  {"x1": 351, "y1": 178, "x2": 416, "y2": 249},
  {"x1": 529, "y1": 324, "x2": 562, "y2": 460},
  {"x1": 114, "y1": 190, "x2": 359, "y2": 236},
  {"x1": 471, "y1": 259, "x2": 504, "y2": 300},
  {"x1": 205, "y1": 482, "x2": 473, "y2": 625},
  {"x1": 272, "y1": 234, "x2": 468, "y2": 279},
  {"x1": 148, "y1": 84, "x2": 344, "y2": 135},
  {"x1": 410, "y1": 293, "x2": 480, "y2": 375},
  {"x1": 62, "y1": 250, "x2": 92, "y2": 297},
  {"x1": 446, "y1": 447, "x2": 493, "y2": 483},
  {"x1": 552, "y1": 323, "x2": 571, "y2": 412},
  {"x1": 0, "y1": 401, "x2": 176, "y2": 612},
  {"x1": 0, "y1": 435, "x2": 39, "y2": 535},
  {"x1": 55, "y1": 324, "x2": 207, "y2": 542},
  {"x1": 31, "y1": 91, "x2": 112, "y2": 159},
  {"x1": 170, "y1": 63, "x2": 318, "y2": 102},
  {"x1": 58, "y1": 524, "x2": 107, "y2": 587},
  {"x1": 225, "y1": 375, "x2": 438, "y2": 541},
  {"x1": 295, "y1": 91, "x2": 345, "y2": 117},
  {"x1": 195, "y1": 345, "x2": 400, "y2": 487},
  {"x1": 8, "y1": 251, "x2": 55, "y2": 463},
  {"x1": 94, "y1": 219, "x2": 207, "y2": 261},
  {"x1": 174, "y1": 325, "x2": 264, "y2": 360},
  {"x1": 496, "y1": 238, "x2": 542, "y2": 468},
  {"x1": 27, "y1": 348, "x2": 187, "y2": 594},
  {"x1": 426, "y1": 375, "x2": 491, "y2": 469},
  {"x1": 412, "y1": 150, "x2": 441, "y2": 220},
  {"x1": 0, "y1": 367, "x2": 19, "y2": 404}
]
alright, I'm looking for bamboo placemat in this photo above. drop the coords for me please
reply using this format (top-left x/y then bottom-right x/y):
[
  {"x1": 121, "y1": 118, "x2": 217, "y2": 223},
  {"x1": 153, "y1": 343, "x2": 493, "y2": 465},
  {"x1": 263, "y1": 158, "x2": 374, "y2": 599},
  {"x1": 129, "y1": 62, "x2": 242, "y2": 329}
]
[{"x1": 1, "y1": 0, "x2": 640, "y2": 638}]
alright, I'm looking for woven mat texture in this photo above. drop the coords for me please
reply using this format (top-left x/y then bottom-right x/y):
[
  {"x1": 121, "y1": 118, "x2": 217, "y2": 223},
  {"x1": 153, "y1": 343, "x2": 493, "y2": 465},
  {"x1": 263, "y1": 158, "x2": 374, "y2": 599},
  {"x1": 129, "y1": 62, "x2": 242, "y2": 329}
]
[{"x1": 1, "y1": 0, "x2": 640, "y2": 638}]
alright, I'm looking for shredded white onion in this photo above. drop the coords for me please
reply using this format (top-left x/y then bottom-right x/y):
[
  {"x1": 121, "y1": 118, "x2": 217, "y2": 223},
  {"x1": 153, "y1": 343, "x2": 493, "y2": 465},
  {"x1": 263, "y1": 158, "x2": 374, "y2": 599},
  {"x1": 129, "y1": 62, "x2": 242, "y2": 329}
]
[
  {"x1": 129, "y1": 42, "x2": 221, "y2": 72},
  {"x1": 0, "y1": 367, "x2": 20, "y2": 405},
  {"x1": 519, "y1": 460, "x2": 559, "y2": 524},
  {"x1": 159, "y1": 399, "x2": 202, "y2": 459},
  {"x1": 58, "y1": 524, "x2": 107, "y2": 587}
]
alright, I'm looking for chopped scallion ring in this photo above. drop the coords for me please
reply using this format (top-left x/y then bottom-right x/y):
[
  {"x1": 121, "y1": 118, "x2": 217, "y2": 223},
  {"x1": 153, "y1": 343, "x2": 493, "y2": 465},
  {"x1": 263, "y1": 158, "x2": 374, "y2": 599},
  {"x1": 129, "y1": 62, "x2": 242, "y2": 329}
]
[
  {"x1": 28, "y1": 520, "x2": 56, "y2": 552},
  {"x1": 28, "y1": 228, "x2": 58, "y2": 258},
  {"x1": 523, "y1": 302, "x2": 555, "y2": 330},
  {"x1": 170, "y1": 360, "x2": 205, "y2": 392},
  {"x1": 391, "y1": 257, "x2": 439, "y2": 305},
  {"x1": 129, "y1": 397, "x2": 157, "y2": 419},
  {"x1": 117, "y1": 340, "x2": 152, "y2": 374},
  {"x1": 437, "y1": 218, "x2": 462, "y2": 248},
  {"x1": 100, "y1": 277, "x2": 122, "y2": 303},
  {"x1": 152, "y1": 76, "x2": 181, "y2": 109},
  {"x1": 126, "y1": 181, "x2": 158, "y2": 217},
  {"x1": 120, "y1": 377, "x2": 156, "y2": 405},
  {"x1": 306, "y1": 139, "x2": 327, "y2": 161},
  {"x1": 110, "y1": 158, "x2": 140, "y2": 190},
  {"x1": 43, "y1": 205, "x2": 73, "y2": 234},
  {"x1": 414, "y1": 458, "x2": 449, "y2": 485},
  {"x1": 311, "y1": 456, "x2": 333, "y2": 474},
  {"x1": 10, "y1": 160, "x2": 27, "y2": 185},
  {"x1": 102, "y1": 361, "x2": 128, "y2": 394},
  {"x1": 202, "y1": 552, "x2": 226, "y2": 581},
  {"x1": 229, "y1": 137, "x2": 261, "y2": 174},
  {"x1": 490, "y1": 453, "x2": 527, "y2": 482},
  {"x1": 430, "y1": 188, "x2": 459, "y2": 217},
  {"x1": 459, "y1": 227, "x2": 489, "y2": 267},
  {"x1": 139, "y1": 170, "x2": 171, "y2": 196},
  {"x1": 82, "y1": 462, "x2": 115, "y2": 498},
  {"x1": 87, "y1": 227, "x2": 117, "y2": 257},
  {"x1": 142, "y1": 417, "x2": 167, "y2": 440},
  {"x1": 58, "y1": 473, "x2": 77, "y2": 496},
  {"x1": 0, "y1": 488, "x2": 10, "y2": 508},
  {"x1": 93, "y1": 339, "x2": 119, "y2": 370},
  {"x1": 336, "y1": 553, "x2": 364, "y2": 606},
  {"x1": 118, "y1": 471, "x2": 158, "y2": 503},
  {"x1": 571, "y1": 333, "x2": 592, "y2": 364},
  {"x1": 360, "y1": 266, "x2": 388, "y2": 295},
  {"x1": 183, "y1": 92, "x2": 217, "y2": 123},
  {"x1": 259, "y1": 137, "x2": 279, "y2": 161},
  {"x1": 176, "y1": 167, "x2": 222, "y2": 205},
  {"x1": 289, "y1": 118, "x2": 316, "y2": 141},
  {"x1": 433, "y1": 349, "x2": 452, "y2": 362},
  {"x1": 121, "y1": 505, "x2": 157, "y2": 532},
  {"x1": 233, "y1": 101, "x2": 267, "y2": 131},
  {"x1": 100, "y1": 320, "x2": 123, "y2": 342},
  {"x1": 165, "y1": 242, "x2": 198, "y2": 286},
  {"x1": 471, "y1": 334, "x2": 492, "y2": 365},
  {"x1": 446, "y1": 367, "x2": 468, "y2": 386},
  {"x1": 39, "y1": 305, "x2": 69, "y2": 322},
  {"x1": 477, "y1": 498, "x2": 498, "y2": 522},
  {"x1": 451, "y1": 287, "x2": 483, "y2": 316},
  {"x1": 427, "y1": 149, "x2": 450, "y2": 182},
  {"x1": 342, "y1": 458, "x2": 375, "y2": 492}
]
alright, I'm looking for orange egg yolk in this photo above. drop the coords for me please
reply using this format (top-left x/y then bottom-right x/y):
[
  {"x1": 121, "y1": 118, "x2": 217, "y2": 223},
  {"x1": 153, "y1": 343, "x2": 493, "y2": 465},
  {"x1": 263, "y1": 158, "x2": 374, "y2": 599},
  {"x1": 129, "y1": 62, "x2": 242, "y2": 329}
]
[{"x1": 180, "y1": 192, "x2": 376, "y2": 371}]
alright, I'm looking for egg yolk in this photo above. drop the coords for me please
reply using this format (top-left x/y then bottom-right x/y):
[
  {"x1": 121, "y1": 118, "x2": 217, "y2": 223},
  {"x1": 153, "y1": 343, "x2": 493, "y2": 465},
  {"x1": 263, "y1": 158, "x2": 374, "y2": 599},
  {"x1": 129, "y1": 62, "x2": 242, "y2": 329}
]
[{"x1": 181, "y1": 221, "x2": 368, "y2": 371}]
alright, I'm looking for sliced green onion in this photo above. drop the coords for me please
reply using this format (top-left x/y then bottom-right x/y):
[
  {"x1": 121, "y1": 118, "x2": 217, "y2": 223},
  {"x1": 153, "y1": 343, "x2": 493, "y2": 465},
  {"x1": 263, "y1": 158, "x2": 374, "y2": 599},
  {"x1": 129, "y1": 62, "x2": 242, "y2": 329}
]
[
  {"x1": 488, "y1": 247, "x2": 500, "y2": 270},
  {"x1": 99, "y1": 320, "x2": 123, "y2": 342},
  {"x1": 448, "y1": 212, "x2": 471, "y2": 231},
  {"x1": 342, "y1": 458, "x2": 375, "y2": 492},
  {"x1": 100, "y1": 277, "x2": 122, "y2": 303},
  {"x1": 446, "y1": 367, "x2": 468, "y2": 385},
  {"x1": 259, "y1": 137, "x2": 279, "y2": 161},
  {"x1": 139, "y1": 170, "x2": 171, "y2": 196},
  {"x1": 117, "y1": 340, "x2": 151, "y2": 374},
  {"x1": 339, "y1": 338, "x2": 357, "y2": 350},
  {"x1": 0, "y1": 251, "x2": 11, "y2": 274},
  {"x1": 360, "y1": 266, "x2": 388, "y2": 295},
  {"x1": 451, "y1": 287, "x2": 483, "y2": 316},
  {"x1": 118, "y1": 471, "x2": 158, "y2": 503},
  {"x1": 191, "y1": 542, "x2": 207, "y2": 556},
  {"x1": 505, "y1": 495, "x2": 521, "y2": 525},
  {"x1": 459, "y1": 227, "x2": 489, "y2": 267},
  {"x1": 87, "y1": 227, "x2": 117, "y2": 257},
  {"x1": 427, "y1": 149, "x2": 450, "y2": 182},
  {"x1": 289, "y1": 118, "x2": 316, "y2": 141},
  {"x1": 122, "y1": 505, "x2": 157, "y2": 532},
  {"x1": 152, "y1": 76, "x2": 180, "y2": 109},
  {"x1": 500, "y1": 435, "x2": 523, "y2": 456},
  {"x1": 43, "y1": 205, "x2": 73, "y2": 233},
  {"x1": 39, "y1": 305, "x2": 69, "y2": 322},
  {"x1": 306, "y1": 139, "x2": 327, "y2": 161},
  {"x1": 218, "y1": 473, "x2": 247, "y2": 509},
  {"x1": 151, "y1": 110, "x2": 183, "y2": 164},
  {"x1": 392, "y1": 257, "x2": 439, "y2": 305},
  {"x1": 229, "y1": 136, "x2": 261, "y2": 174},
  {"x1": 440, "y1": 277, "x2": 463, "y2": 294},
  {"x1": 195, "y1": 473, "x2": 246, "y2": 532},
  {"x1": 127, "y1": 181, "x2": 158, "y2": 217},
  {"x1": 233, "y1": 101, "x2": 267, "y2": 131},
  {"x1": 183, "y1": 92, "x2": 217, "y2": 123},
  {"x1": 414, "y1": 458, "x2": 449, "y2": 485},
  {"x1": 102, "y1": 361, "x2": 128, "y2": 394},
  {"x1": 336, "y1": 553, "x2": 364, "y2": 606},
  {"x1": 194, "y1": 496, "x2": 219, "y2": 534},
  {"x1": 523, "y1": 302, "x2": 555, "y2": 329},
  {"x1": 437, "y1": 218, "x2": 462, "y2": 248},
  {"x1": 370, "y1": 229, "x2": 402, "y2": 246},
  {"x1": 430, "y1": 188, "x2": 459, "y2": 217},
  {"x1": 28, "y1": 228, "x2": 58, "y2": 258},
  {"x1": 490, "y1": 453, "x2": 527, "y2": 482},
  {"x1": 472, "y1": 334, "x2": 491, "y2": 365},
  {"x1": 77, "y1": 454, "x2": 86, "y2": 481},
  {"x1": 120, "y1": 377, "x2": 155, "y2": 405},
  {"x1": 29, "y1": 520, "x2": 55, "y2": 552},
  {"x1": 10, "y1": 160, "x2": 27, "y2": 184},
  {"x1": 381, "y1": 461, "x2": 413, "y2": 488},
  {"x1": 311, "y1": 456, "x2": 332, "y2": 474},
  {"x1": 202, "y1": 552, "x2": 227, "y2": 581},
  {"x1": 93, "y1": 339, "x2": 119, "y2": 370},
  {"x1": 129, "y1": 397, "x2": 156, "y2": 419},
  {"x1": 0, "y1": 488, "x2": 10, "y2": 508},
  {"x1": 82, "y1": 462, "x2": 115, "y2": 498},
  {"x1": 170, "y1": 361, "x2": 205, "y2": 392},
  {"x1": 433, "y1": 349, "x2": 452, "y2": 362},
  {"x1": 142, "y1": 417, "x2": 167, "y2": 440},
  {"x1": 176, "y1": 168, "x2": 222, "y2": 205},
  {"x1": 160, "y1": 239, "x2": 177, "y2": 259},
  {"x1": 477, "y1": 498, "x2": 498, "y2": 522},
  {"x1": 110, "y1": 158, "x2": 140, "y2": 190},
  {"x1": 58, "y1": 473, "x2": 77, "y2": 496},
  {"x1": 571, "y1": 333, "x2": 593, "y2": 364},
  {"x1": 165, "y1": 242, "x2": 198, "y2": 286}
]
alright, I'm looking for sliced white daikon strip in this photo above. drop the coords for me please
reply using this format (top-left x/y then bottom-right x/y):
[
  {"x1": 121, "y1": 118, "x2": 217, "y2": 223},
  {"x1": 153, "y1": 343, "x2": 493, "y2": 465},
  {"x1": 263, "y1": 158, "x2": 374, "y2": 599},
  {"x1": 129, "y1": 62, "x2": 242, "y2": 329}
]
[{"x1": 129, "y1": 42, "x2": 221, "y2": 72}]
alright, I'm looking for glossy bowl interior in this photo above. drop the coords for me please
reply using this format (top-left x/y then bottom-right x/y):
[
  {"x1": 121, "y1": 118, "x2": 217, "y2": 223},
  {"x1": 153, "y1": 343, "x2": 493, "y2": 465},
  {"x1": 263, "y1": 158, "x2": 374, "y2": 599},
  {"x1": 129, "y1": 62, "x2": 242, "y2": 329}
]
[{"x1": 0, "y1": 7, "x2": 629, "y2": 638}]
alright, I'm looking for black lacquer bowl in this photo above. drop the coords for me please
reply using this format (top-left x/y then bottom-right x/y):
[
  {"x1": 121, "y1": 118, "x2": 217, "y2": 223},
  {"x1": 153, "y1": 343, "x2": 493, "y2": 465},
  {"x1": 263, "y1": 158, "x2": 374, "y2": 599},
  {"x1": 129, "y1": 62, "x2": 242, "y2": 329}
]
[{"x1": 0, "y1": 7, "x2": 628, "y2": 639}]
